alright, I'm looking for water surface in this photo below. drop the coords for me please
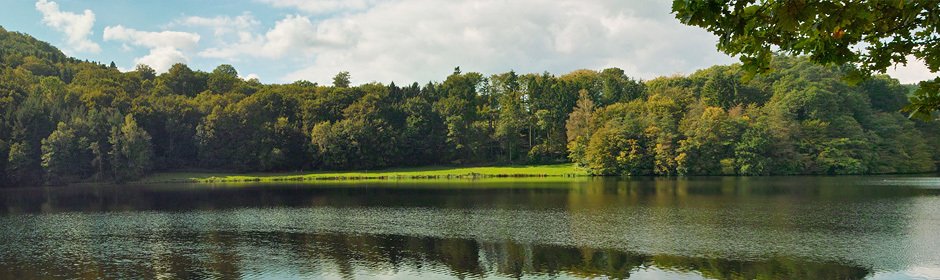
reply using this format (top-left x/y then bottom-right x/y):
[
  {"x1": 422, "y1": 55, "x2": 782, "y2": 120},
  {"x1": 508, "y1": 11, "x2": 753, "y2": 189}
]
[{"x1": 1, "y1": 176, "x2": 939, "y2": 279}]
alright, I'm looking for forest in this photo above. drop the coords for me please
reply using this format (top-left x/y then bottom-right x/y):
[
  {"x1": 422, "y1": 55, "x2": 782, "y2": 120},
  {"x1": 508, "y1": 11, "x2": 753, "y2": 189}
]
[{"x1": 1, "y1": 26, "x2": 938, "y2": 186}]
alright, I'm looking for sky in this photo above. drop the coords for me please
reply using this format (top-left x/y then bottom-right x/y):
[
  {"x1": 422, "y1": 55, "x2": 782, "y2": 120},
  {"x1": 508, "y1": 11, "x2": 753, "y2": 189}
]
[{"x1": 0, "y1": 0, "x2": 934, "y2": 85}]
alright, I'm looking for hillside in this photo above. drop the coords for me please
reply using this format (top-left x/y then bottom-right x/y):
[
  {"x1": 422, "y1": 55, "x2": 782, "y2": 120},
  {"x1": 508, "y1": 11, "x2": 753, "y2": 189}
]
[{"x1": 1, "y1": 27, "x2": 938, "y2": 186}]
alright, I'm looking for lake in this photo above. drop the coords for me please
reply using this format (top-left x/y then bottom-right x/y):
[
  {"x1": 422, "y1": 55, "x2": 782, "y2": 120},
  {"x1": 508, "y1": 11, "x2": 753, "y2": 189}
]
[{"x1": 1, "y1": 176, "x2": 939, "y2": 279}]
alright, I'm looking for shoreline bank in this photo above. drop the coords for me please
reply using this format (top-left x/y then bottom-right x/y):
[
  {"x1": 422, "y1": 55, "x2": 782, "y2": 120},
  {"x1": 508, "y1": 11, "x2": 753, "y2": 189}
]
[{"x1": 136, "y1": 164, "x2": 587, "y2": 184}]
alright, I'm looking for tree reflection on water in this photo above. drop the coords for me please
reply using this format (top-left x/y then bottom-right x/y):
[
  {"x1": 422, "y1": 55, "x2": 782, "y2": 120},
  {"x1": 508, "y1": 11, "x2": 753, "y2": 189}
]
[
  {"x1": 1, "y1": 176, "x2": 935, "y2": 279},
  {"x1": 0, "y1": 230, "x2": 871, "y2": 279}
]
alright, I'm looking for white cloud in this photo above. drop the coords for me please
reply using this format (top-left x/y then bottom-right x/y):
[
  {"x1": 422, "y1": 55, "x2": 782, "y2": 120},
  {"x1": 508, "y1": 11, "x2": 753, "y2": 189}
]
[
  {"x1": 138, "y1": 1, "x2": 935, "y2": 85},
  {"x1": 34, "y1": 0, "x2": 100, "y2": 53},
  {"x1": 103, "y1": 25, "x2": 201, "y2": 73},
  {"x1": 240, "y1": 73, "x2": 261, "y2": 80},
  {"x1": 103, "y1": 25, "x2": 200, "y2": 49},
  {"x1": 198, "y1": 14, "x2": 353, "y2": 60},
  {"x1": 886, "y1": 56, "x2": 937, "y2": 84},
  {"x1": 171, "y1": 12, "x2": 260, "y2": 37},
  {"x1": 257, "y1": 0, "x2": 377, "y2": 14},
  {"x1": 262, "y1": 0, "x2": 735, "y2": 84},
  {"x1": 136, "y1": 48, "x2": 189, "y2": 74},
  {"x1": 258, "y1": 15, "x2": 317, "y2": 56}
]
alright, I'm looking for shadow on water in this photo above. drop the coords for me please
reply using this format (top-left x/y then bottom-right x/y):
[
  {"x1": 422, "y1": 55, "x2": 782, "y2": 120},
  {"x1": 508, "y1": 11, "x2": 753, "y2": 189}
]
[{"x1": 1, "y1": 176, "x2": 937, "y2": 214}]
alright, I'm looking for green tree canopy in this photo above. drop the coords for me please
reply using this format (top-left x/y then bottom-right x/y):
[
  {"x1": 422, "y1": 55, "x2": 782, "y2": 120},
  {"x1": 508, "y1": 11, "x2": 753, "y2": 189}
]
[
  {"x1": 208, "y1": 64, "x2": 239, "y2": 94},
  {"x1": 333, "y1": 71, "x2": 351, "y2": 88},
  {"x1": 109, "y1": 114, "x2": 153, "y2": 182},
  {"x1": 672, "y1": 0, "x2": 940, "y2": 119}
]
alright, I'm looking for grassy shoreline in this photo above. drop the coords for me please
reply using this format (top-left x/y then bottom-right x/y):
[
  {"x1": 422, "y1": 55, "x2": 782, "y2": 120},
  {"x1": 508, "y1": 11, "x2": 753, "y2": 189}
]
[{"x1": 137, "y1": 164, "x2": 587, "y2": 184}]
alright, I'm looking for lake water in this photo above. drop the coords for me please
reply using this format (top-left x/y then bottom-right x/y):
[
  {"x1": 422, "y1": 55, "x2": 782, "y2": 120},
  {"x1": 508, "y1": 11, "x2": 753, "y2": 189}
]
[{"x1": 1, "y1": 176, "x2": 939, "y2": 279}]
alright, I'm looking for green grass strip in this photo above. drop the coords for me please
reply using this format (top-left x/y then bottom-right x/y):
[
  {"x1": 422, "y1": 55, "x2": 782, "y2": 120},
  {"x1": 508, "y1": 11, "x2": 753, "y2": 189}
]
[{"x1": 138, "y1": 164, "x2": 588, "y2": 184}]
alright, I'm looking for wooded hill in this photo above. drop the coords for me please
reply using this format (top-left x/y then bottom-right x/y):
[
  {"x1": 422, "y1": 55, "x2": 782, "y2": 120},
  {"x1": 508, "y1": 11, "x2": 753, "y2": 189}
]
[{"x1": 1, "y1": 27, "x2": 937, "y2": 186}]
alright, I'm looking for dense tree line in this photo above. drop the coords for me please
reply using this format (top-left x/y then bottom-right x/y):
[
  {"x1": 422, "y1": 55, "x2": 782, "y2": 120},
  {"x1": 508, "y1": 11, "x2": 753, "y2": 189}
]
[
  {"x1": 568, "y1": 58, "x2": 939, "y2": 175},
  {"x1": 0, "y1": 27, "x2": 938, "y2": 186}
]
